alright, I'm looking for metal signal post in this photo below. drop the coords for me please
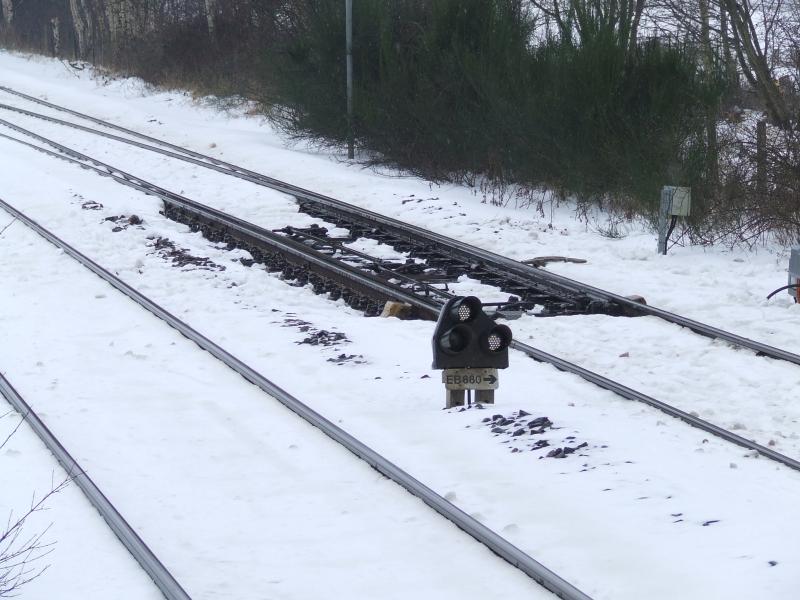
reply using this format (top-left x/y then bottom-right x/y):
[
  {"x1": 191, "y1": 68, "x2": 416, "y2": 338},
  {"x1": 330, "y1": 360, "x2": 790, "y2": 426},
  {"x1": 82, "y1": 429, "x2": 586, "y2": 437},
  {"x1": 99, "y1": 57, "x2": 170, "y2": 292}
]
[{"x1": 345, "y1": 0, "x2": 354, "y2": 159}]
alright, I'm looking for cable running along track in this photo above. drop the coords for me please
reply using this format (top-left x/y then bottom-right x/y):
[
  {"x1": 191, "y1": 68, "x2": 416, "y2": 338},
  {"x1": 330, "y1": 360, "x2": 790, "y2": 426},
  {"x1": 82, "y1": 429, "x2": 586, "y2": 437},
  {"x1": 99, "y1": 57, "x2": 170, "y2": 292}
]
[{"x1": 0, "y1": 197, "x2": 593, "y2": 600}]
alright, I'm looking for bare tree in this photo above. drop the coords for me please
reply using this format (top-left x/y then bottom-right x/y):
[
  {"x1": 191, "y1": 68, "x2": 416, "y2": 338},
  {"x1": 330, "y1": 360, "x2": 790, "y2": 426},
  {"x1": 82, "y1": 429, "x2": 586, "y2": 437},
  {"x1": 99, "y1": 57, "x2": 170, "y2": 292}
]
[
  {"x1": 529, "y1": 0, "x2": 646, "y2": 49},
  {"x1": 720, "y1": 0, "x2": 793, "y2": 127},
  {"x1": 0, "y1": 412, "x2": 70, "y2": 597},
  {"x1": 0, "y1": 0, "x2": 12, "y2": 26}
]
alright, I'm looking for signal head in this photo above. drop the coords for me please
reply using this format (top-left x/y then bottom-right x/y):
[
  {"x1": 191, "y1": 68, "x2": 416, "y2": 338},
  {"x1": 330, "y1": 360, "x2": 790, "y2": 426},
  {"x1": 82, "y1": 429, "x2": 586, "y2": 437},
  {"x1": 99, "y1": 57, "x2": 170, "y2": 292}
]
[{"x1": 431, "y1": 296, "x2": 512, "y2": 370}]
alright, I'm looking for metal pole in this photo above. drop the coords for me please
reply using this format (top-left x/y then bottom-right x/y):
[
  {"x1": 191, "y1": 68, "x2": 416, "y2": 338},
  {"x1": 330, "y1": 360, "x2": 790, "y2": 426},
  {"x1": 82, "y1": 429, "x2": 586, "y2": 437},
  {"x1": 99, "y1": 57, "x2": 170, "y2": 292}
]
[
  {"x1": 346, "y1": 0, "x2": 354, "y2": 159},
  {"x1": 657, "y1": 186, "x2": 672, "y2": 255},
  {"x1": 756, "y1": 119, "x2": 766, "y2": 199}
]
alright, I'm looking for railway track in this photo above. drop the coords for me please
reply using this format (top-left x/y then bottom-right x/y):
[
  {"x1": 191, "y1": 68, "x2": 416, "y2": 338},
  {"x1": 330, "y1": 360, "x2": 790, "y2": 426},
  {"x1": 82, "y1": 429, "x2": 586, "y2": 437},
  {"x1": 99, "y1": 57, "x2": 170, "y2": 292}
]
[
  {"x1": 3, "y1": 86, "x2": 800, "y2": 365},
  {"x1": 1, "y1": 119, "x2": 799, "y2": 478},
  {"x1": 0, "y1": 197, "x2": 591, "y2": 600},
  {"x1": 0, "y1": 96, "x2": 613, "y2": 317},
  {"x1": 0, "y1": 373, "x2": 192, "y2": 600}
]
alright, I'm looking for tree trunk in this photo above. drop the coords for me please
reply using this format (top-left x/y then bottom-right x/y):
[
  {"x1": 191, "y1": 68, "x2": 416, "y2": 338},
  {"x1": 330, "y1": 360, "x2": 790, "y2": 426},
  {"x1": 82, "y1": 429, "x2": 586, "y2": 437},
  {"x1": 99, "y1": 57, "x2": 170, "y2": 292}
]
[
  {"x1": 699, "y1": 0, "x2": 719, "y2": 183},
  {"x1": 719, "y1": 1, "x2": 737, "y2": 90},
  {"x1": 204, "y1": 0, "x2": 216, "y2": 37},
  {"x1": 69, "y1": 0, "x2": 90, "y2": 58},
  {"x1": 0, "y1": 0, "x2": 12, "y2": 25},
  {"x1": 626, "y1": 0, "x2": 645, "y2": 56},
  {"x1": 721, "y1": 0, "x2": 792, "y2": 128},
  {"x1": 756, "y1": 119, "x2": 767, "y2": 198},
  {"x1": 49, "y1": 16, "x2": 60, "y2": 56}
]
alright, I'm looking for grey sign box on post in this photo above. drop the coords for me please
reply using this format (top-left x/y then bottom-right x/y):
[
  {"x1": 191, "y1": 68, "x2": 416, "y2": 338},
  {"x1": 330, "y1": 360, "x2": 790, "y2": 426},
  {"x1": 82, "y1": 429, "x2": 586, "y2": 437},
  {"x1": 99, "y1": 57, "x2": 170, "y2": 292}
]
[
  {"x1": 669, "y1": 187, "x2": 691, "y2": 216},
  {"x1": 658, "y1": 186, "x2": 692, "y2": 254},
  {"x1": 789, "y1": 246, "x2": 800, "y2": 293}
]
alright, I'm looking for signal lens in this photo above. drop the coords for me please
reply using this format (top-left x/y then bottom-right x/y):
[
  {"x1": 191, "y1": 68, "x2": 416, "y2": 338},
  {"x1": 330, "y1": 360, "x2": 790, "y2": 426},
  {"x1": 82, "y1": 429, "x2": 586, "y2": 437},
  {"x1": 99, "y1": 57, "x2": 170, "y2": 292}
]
[
  {"x1": 439, "y1": 325, "x2": 472, "y2": 354},
  {"x1": 481, "y1": 325, "x2": 512, "y2": 353},
  {"x1": 457, "y1": 304, "x2": 472, "y2": 322},
  {"x1": 487, "y1": 332, "x2": 503, "y2": 351},
  {"x1": 450, "y1": 296, "x2": 482, "y2": 323}
]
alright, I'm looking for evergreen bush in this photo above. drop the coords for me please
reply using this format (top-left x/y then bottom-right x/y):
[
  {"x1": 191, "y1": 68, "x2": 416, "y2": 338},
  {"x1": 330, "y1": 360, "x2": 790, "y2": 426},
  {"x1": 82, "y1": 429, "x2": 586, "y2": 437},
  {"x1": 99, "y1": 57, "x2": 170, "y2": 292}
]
[{"x1": 267, "y1": 0, "x2": 721, "y2": 216}]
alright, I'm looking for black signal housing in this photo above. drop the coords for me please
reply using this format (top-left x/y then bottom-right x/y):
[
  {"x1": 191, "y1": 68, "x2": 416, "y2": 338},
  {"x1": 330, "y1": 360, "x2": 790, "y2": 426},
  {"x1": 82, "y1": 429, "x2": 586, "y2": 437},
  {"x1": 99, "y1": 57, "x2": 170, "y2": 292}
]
[{"x1": 431, "y1": 296, "x2": 512, "y2": 370}]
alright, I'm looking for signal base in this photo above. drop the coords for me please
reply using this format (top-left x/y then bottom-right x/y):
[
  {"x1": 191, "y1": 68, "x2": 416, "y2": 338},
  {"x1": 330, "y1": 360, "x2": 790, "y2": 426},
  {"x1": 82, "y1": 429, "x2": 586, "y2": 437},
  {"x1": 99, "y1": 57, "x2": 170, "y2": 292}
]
[{"x1": 445, "y1": 389, "x2": 466, "y2": 409}]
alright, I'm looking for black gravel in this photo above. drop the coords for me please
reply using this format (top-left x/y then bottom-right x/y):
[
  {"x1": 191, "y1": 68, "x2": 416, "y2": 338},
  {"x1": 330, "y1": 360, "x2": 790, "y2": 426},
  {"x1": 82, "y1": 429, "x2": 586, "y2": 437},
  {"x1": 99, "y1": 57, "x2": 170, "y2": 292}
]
[
  {"x1": 474, "y1": 410, "x2": 594, "y2": 458},
  {"x1": 299, "y1": 330, "x2": 349, "y2": 346},
  {"x1": 147, "y1": 236, "x2": 225, "y2": 271},
  {"x1": 277, "y1": 315, "x2": 365, "y2": 364},
  {"x1": 327, "y1": 353, "x2": 366, "y2": 365},
  {"x1": 105, "y1": 214, "x2": 145, "y2": 231},
  {"x1": 546, "y1": 442, "x2": 588, "y2": 458}
]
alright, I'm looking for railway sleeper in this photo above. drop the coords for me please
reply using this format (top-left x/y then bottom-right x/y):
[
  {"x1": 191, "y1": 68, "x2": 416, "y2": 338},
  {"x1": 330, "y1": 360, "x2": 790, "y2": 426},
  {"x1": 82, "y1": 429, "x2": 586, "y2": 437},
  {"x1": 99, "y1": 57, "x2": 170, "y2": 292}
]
[
  {"x1": 295, "y1": 202, "x2": 641, "y2": 318},
  {"x1": 164, "y1": 203, "x2": 617, "y2": 318},
  {"x1": 162, "y1": 201, "x2": 428, "y2": 320}
]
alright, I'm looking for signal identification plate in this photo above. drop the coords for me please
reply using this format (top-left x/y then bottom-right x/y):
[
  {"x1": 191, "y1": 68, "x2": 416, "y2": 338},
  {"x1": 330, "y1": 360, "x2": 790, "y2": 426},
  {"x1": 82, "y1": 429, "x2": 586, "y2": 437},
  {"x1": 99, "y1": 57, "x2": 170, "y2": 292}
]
[{"x1": 442, "y1": 368, "x2": 499, "y2": 390}]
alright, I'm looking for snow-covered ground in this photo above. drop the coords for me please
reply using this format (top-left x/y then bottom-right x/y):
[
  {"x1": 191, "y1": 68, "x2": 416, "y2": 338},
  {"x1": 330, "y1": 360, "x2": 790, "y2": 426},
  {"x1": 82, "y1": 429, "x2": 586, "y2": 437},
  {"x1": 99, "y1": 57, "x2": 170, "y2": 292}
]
[
  {"x1": 0, "y1": 210, "x2": 552, "y2": 600},
  {"x1": 0, "y1": 411, "x2": 164, "y2": 599},
  {"x1": 2, "y1": 51, "x2": 800, "y2": 599}
]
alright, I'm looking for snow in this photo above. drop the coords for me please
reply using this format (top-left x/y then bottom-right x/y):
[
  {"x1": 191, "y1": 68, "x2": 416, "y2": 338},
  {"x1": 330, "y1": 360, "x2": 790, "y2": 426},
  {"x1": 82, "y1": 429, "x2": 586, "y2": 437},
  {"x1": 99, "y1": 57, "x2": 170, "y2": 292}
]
[
  {"x1": 0, "y1": 219, "x2": 551, "y2": 599},
  {"x1": 1, "y1": 50, "x2": 800, "y2": 599},
  {"x1": 0, "y1": 412, "x2": 164, "y2": 600}
]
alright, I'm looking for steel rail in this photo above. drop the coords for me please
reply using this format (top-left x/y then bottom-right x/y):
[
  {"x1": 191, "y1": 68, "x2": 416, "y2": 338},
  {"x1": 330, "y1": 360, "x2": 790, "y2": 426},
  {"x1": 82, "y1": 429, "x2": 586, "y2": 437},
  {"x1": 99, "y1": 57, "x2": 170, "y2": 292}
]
[
  {"x1": 0, "y1": 373, "x2": 192, "y2": 600},
  {"x1": 512, "y1": 340, "x2": 800, "y2": 469},
  {"x1": 2, "y1": 124, "x2": 800, "y2": 474},
  {"x1": 0, "y1": 99, "x2": 590, "y2": 309},
  {"x1": 0, "y1": 124, "x2": 442, "y2": 319},
  {"x1": 1, "y1": 87, "x2": 798, "y2": 364},
  {"x1": 0, "y1": 197, "x2": 592, "y2": 600}
]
